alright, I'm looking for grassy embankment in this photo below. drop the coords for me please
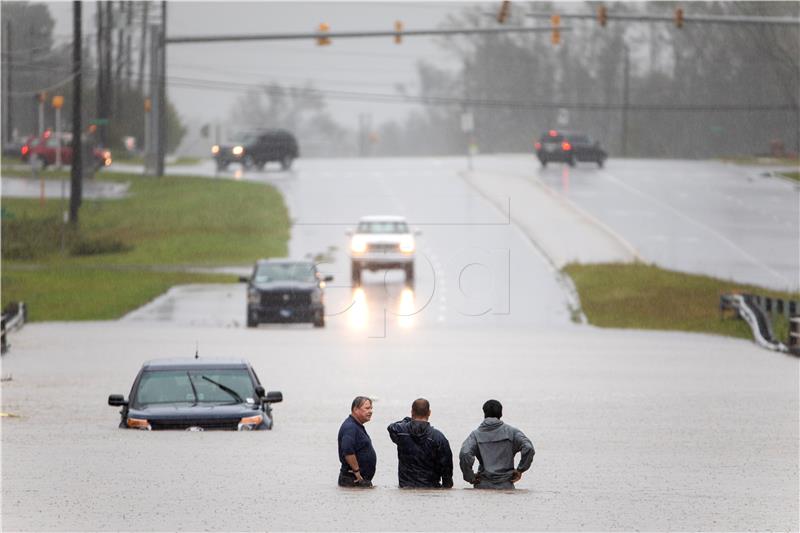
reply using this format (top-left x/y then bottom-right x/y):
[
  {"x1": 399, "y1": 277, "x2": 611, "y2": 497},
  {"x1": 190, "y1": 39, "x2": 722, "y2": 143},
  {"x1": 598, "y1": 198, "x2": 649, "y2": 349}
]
[
  {"x1": 1, "y1": 169, "x2": 289, "y2": 321},
  {"x1": 564, "y1": 262, "x2": 799, "y2": 343}
]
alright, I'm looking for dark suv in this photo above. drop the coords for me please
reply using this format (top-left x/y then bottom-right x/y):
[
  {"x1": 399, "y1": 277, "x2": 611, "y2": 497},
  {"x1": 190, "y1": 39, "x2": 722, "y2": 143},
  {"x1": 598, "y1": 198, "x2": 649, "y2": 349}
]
[
  {"x1": 240, "y1": 259, "x2": 332, "y2": 328},
  {"x1": 108, "y1": 357, "x2": 283, "y2": 431},
  {"x1": 212, "y1": 129, "x2": 299, "y2": 171},
  {"x1": 535, "y1": 130, "x2": 607, "y2": 168}
]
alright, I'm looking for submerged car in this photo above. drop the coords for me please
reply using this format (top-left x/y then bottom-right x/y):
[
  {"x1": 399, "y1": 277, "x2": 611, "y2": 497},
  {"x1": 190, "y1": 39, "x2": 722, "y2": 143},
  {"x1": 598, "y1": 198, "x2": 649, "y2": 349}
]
[
  {"x1": 348, "y1": 215, "x2": 419, "y2": 285},
  {"x1": 534, "y1": 130, "x2": 607, "y2": 168},
  {"x1": 241, "y1": 259, "x2": 332, "y2": 328},
  {"x1": 108, "y1": 357, "x2": 283, "y2": 431},
  {"x1": 211, "y1": 129, "x2": 299, "y2": 171}
]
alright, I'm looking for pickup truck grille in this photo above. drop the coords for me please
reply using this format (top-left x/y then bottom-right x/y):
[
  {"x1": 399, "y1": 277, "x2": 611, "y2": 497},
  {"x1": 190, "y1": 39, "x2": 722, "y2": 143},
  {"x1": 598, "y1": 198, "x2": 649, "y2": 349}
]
[
  {"x1": 366, "y1": 243, "x2": 400, "y2": 253},
  {"x1": 260, "y1": 291, "x2": 312, "y2": 306}
]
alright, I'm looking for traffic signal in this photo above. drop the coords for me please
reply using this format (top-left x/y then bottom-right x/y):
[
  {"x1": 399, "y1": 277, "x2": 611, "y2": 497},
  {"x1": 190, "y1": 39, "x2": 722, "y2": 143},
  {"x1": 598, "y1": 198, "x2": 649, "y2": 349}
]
[
  {"x1": 317, "y1": 22, "x2": 331, "y2": 46},
  {"x1": 551, "y1": 14, "x2": 561, "y2": 45},
  {"x1": 394, "y1": 20, "x2": 403, "y2": 44},
  {"x1": 674, "y1": 8, "x2": 684, "y2": 28},
  {"x1": 598, "y1": 6, "x2": 608, "y2": 27},
  {"x1": 496, "y1": 1, "x2": 511, "y2": 24}
]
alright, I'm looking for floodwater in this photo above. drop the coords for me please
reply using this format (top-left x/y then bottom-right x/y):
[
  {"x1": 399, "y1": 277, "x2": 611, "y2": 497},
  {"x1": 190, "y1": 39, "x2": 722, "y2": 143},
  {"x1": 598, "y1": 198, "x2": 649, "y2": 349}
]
[{"x1": 2, "y1": 322, "x2": 797, "y2": 531}]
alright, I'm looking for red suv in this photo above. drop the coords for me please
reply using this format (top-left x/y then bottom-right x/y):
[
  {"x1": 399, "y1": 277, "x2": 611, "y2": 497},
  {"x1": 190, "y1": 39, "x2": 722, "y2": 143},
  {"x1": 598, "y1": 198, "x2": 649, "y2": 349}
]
[{"x1": 20, "y1": 130, "x2": 112, "y2": 170}]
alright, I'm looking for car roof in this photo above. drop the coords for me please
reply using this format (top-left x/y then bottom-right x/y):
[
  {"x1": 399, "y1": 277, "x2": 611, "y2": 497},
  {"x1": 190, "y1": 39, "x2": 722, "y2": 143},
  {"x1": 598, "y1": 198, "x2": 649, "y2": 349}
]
[
  {"x1": 541, "y1": 130, "x2": 591, "y2": 138},
  {"x1": 142, "y1": 358, "x2": 251, "y2": 370},
  {"x1": 358, "y1": 215, "x2": 407, "y2": 222},
  {"x1": 255, "y1": 258, "x2": 313, "y2": 266}
]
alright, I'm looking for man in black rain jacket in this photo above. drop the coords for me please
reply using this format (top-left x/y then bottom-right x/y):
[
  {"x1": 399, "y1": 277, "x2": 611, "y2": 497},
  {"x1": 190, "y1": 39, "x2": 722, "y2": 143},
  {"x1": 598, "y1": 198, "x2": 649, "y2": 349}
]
[{"x1": 387, "y1": 398, "x2": 453, "y2": 488}]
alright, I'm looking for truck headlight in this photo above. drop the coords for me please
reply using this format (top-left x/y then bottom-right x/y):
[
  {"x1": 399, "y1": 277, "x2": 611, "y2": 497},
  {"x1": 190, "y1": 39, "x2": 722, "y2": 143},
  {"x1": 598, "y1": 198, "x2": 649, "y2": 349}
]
[
  {"x1": 211, "y1": 145, "x2": 220, "y2": 154},
  {"x1": 400, "y1": 237, "x2": 415, "y2": 253},
  {"x1": 232, "y1": 146, "x2": 244, "y2": 156},
  {"x1": 351, "y1": 237, "x2": 367, "y2": 254}
]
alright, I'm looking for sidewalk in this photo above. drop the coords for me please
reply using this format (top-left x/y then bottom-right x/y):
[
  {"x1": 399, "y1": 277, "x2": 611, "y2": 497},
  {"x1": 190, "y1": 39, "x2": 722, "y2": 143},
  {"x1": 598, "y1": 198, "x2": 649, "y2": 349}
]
[
  {"x1": 0, "y1": 175, "x2": 130, "y2": 200},
  {"x1": 462, "y1": 169, "x2": 641, "y2": 268}
]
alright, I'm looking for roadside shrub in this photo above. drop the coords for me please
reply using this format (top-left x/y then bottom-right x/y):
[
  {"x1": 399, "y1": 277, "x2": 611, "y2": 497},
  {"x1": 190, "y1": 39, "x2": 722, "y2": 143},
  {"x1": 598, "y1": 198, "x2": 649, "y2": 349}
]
[
  {"x1": 1, "y1": 215, "x2": 63, "y2": 259},
  {"x1": 69, "y1": 237, "x2": 132, "y2": 256}
]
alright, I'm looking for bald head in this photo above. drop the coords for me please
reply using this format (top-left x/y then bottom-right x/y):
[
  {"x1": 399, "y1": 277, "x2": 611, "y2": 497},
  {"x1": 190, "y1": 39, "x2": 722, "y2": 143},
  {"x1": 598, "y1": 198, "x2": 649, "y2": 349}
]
[{"x1": 411, "y1": 398, "x2": 430, "y2": 420}]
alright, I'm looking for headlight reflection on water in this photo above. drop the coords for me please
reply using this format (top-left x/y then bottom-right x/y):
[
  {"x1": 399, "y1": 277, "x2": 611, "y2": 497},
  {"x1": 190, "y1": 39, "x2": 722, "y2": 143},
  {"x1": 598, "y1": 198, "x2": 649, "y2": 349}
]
[
  {"x1": 396, "y1": 288, "x2": 416, "y2": 329},
  {"x1": 347, "y1": 287, "x2": 369, "y2": 330}
]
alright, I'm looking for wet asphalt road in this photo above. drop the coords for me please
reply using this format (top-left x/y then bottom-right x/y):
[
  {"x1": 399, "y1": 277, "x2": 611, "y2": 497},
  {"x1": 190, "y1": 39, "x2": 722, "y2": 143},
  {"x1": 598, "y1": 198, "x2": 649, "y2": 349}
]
[
  {"x1": 2, "y1": 156, "x2": 798, "y2": 531},
  {"x1": 473, "y1": 155, "x2": 800, "y2": 291}
]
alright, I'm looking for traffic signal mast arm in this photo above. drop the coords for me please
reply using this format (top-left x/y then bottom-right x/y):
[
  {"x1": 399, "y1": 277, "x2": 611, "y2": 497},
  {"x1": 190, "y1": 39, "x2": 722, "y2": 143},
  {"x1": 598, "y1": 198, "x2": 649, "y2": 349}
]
[
  {"x1": 167, "y1": 24, "x2": 573, "y2": 45},
  {"x1": 525, "y1": 10, "x2": 800, "y2": 27}
]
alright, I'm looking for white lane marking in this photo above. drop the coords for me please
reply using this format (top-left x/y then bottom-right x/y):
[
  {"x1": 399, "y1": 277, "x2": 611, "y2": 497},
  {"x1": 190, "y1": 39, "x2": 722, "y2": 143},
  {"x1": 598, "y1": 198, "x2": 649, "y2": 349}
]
[{"x1": 599, "y1": 171, "x2": 792, "y2": 286}]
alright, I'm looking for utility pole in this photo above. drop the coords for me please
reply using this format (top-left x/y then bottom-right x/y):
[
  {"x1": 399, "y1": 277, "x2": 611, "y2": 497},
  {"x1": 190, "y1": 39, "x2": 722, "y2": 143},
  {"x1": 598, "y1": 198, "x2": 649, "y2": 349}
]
[
  {"x1": 156, "y1": 0, "x2": 167, "y2": 177},
  {"x1": 621, "y1": 44, "x2": 630, "y2": 157},
  {"x1": 3, "y1": 20, "x2": 12, "y2": 144},
  {"x1": 138, "y1": 1, "x2": 149, "y2": 95},
  {"x1": 70, "y1": 0, "x2": 83, "y2": 225}
]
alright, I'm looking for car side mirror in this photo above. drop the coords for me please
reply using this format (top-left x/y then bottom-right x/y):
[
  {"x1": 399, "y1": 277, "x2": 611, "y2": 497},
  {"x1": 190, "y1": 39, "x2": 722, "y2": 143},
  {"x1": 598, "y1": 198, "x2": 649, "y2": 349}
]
[
  {"x1": 108, "y1": 394, "x2": 128, "y2": 407},
  {"x1": 265, "y1": 391, "x2": 283, "y2": 404},
  {"x1": 238, "y1": 276, "x2": 249, "y2": 283},
  {"x1": 323, "y1": 275, "x2": 334, "y2": 282},
  {"x1": 254, "y1": 385, "x2": 265, "y2": 398}
]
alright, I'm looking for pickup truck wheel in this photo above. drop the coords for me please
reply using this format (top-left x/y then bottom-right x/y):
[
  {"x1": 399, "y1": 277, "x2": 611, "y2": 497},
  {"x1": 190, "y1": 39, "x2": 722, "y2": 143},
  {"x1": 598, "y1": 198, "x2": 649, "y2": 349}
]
[
  {"x1": 280, "y1": 156, "x2": 293, "y2": 170},
  {"x1": 351, "y1": 263, "x2": 361, "y2": 286},
  {"x1": 246, "y1": 316, "x2": 258, "y2": 328},
  {"x1": 241, "y1": 155, "x2": 254, "y2": 170},
  {"x1": 597, "y1": 158, "x2": 605, "y2": 169},
  {"x1": 568, "y1": 157, "x2": 576, "y2": 168},
  {"x1": 216, "y1": 160, "x2": 228, "y2": 171},
  {"x1": 313, "y1": 311, "x2": 325, "y2": 328},
  {"x1": 256, "y1": 161, "x2": 266, "y2": 171}
]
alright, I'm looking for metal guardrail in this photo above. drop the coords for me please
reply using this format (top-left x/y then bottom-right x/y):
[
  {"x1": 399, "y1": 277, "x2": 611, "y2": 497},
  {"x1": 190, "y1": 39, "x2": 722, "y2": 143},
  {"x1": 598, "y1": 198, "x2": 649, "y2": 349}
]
[
  {"x1": 789, "y1": 316, "x2": 800, "y2": 356},
  {"x1": 720, "y1": 293, "x2": 798, "y2": 354},
  {"x1": 1, "y1": 302, "x2": 27, "y2": 355}
]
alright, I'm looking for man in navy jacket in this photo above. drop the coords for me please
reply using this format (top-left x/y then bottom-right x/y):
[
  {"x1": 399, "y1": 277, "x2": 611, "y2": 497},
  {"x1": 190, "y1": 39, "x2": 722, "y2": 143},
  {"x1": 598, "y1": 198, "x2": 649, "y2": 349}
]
[
  {"x1": 387, "y1": 398, "x2": 453, "y2": 488},
  {"x1": 338, "y1": 396, "x2": 377, "y2": 488}
]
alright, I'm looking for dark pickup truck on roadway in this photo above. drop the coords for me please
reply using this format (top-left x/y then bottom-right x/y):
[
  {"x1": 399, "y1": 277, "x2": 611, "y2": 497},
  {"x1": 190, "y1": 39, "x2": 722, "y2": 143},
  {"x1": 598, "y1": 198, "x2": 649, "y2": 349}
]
[{"x1": 212, "y1": 129, "x2": 299, "y2": 171}]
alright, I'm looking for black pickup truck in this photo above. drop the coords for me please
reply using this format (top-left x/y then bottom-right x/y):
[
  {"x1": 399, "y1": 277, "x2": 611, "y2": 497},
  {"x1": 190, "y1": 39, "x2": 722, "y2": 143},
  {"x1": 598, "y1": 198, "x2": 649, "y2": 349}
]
[{"x1": 212, "y1": 129, "x2": 299, "y2": 171}]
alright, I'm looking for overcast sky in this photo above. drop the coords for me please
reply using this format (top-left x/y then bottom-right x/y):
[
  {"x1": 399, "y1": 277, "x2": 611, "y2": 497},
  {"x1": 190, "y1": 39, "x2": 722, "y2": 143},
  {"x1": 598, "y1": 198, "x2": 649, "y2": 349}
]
[{"x1": 48, "y1": 1, "x2": 476, "y2": 132}]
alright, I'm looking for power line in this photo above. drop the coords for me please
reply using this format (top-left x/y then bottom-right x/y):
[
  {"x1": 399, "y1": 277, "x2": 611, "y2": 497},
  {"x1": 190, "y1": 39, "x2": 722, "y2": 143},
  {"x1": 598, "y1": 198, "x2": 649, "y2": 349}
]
[{"x1": 162, "y1": 73, "x2": 798, "y2": 112}]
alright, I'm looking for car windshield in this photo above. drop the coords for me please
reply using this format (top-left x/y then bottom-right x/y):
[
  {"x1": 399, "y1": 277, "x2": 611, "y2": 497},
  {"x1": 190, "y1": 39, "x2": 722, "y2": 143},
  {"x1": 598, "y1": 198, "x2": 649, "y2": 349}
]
[
  {"x1": 230, "y1": 132, "x2": 258, "y2": 144},
  {"x1": 567, "y1": 135, "x2": 590, "y2": 143},
  {"x1": 357, "y1": 221, "x2": 410, "y2": 234},
  {"x1": 133, "y1": 368, "x2": 254, "y2": 407},
  {"x1": 254, "y1": 262, "x2": 315, "y2": 283}
]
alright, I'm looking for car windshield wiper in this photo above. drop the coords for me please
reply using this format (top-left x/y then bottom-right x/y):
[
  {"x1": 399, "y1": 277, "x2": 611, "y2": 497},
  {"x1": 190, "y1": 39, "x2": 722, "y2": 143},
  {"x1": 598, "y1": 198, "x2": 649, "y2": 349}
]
[
  {"x1": 186, "y1": 371, "x2": 199, "y2": 406},
  {"x1": 201, "y1": 375, "x2": 243, "y2": 404}
]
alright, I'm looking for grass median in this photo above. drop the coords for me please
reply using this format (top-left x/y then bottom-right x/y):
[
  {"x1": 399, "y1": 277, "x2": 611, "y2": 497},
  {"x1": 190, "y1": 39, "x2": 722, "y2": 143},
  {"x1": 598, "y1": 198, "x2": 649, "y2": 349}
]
[
  {"x1": 564, "y1": 262, "x2": 799, "y2": 342},
  {"x1": 2, "y1": 171, "x2": 290, "y2": 321}
]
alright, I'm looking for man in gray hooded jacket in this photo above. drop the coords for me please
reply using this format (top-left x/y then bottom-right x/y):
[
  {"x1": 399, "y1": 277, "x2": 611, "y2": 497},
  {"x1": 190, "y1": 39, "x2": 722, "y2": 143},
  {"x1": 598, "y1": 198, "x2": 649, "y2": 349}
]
[{"x1": 459, "y1": 399, "x2": 535, "y2": 489}]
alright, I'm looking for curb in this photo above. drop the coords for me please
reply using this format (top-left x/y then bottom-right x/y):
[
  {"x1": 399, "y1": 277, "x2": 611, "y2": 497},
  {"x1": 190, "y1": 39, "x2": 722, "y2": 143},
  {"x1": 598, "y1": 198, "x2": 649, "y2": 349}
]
[{"x1": 459, "y1": 170, "x2": 587, "y2": 324}]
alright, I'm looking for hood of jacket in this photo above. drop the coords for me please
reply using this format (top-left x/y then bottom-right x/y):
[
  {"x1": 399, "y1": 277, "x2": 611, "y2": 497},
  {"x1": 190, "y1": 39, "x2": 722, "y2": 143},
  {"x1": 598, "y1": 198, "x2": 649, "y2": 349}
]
[{"x1": 478, "y1": 417, "x2": 504, "y2": 432}]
